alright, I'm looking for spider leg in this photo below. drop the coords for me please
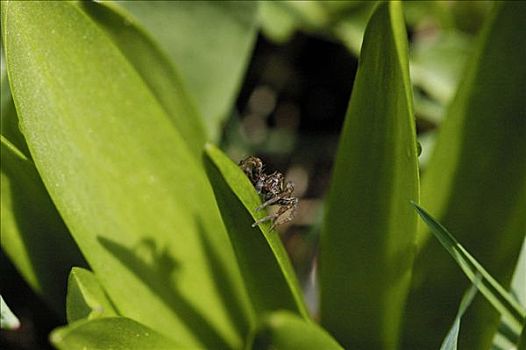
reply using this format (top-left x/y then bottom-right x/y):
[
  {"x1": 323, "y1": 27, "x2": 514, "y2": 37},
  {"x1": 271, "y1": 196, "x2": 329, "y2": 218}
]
[
  {"x1": 269, "y1": 219, "x2": 279, "y2": 231},
  {"x1": 251, "y1": 213, "x2": 279, "y2": 227},
  {"x1": 256, "y1": 195, "x2": 281, "y2": 211}
]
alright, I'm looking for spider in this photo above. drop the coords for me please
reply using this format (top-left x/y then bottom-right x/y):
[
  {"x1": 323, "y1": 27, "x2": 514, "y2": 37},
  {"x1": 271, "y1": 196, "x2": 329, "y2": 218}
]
[{"x1": 239, "y1": 156, "x2": 298, "y2": 229}]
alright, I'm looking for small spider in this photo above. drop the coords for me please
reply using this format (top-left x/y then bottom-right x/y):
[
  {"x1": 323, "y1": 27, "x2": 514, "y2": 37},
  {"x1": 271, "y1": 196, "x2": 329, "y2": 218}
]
[{"x1": 239, "y1": 156, "x2": 298, "y2": 229}]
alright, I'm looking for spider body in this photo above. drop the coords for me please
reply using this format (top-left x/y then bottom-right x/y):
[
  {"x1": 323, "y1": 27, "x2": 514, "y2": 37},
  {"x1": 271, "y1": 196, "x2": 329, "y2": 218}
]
[{"x1": 239, "y1": 156, "x2": 298, "y2": 229}]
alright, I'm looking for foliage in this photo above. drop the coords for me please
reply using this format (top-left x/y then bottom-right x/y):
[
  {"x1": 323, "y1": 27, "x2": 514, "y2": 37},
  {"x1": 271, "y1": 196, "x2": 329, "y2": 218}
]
[
  {"x1": 319, "y1": 2, "x2": 419, "y2": 348},
  {"x1": 1, "y1": 295, "x2": 20, "y2": 330},
  {"x1": 1, "y1": 1, "x2": 524, "y2": 349}
]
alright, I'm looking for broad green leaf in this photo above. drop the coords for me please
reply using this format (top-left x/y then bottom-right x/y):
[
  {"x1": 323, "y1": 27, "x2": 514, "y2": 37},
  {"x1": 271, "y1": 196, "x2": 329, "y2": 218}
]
[
  {"x1": 440, "y1": 275, "x2": 480, "y2": 350},
  {"x1": 66, "y1": 267, "x2": 117, "y2": 323},
  {"x1": 115, "y1": 1, "x2": 259, "y2": 141},
  {"x1": 2, "y1": 2, "x2": 250, "y2": 348},
  {"x1": 248, "y1": 311, "x2": 343, "y2": 350},
  {"x1": 204, "y1": 143, "x2": 309, "y2": 319},
  {"x1": 79, "y1": 1, "x2": 205, "y2": 156},
  {"x1": 319, "y1": 2, "x2": 419, "y2": 349},
  {"x1": 51, "y1": 317, "x2": 185, "y2": 350},
  {"x1": 412, "y1": 203, "x2": 526, "y2": 333},
  {"x1": 3, "y1": 32, "x2": 87, "y2": 316},
  {"x1": 2, "y1": 41, "x2": 87, "y2": 316},
  {"x1": 406, "y1": 2, "x2": 526, "y2": 348},
  {"x1": 1, "y1": 136, "x2": 87, "y2": 315},
  {"x1": 0, "y1": 294, "x2": 20, "y2": 330}
]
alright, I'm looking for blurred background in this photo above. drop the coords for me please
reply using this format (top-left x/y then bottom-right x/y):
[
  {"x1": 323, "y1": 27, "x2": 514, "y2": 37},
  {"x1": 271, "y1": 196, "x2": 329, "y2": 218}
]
[{"x1": 1, "y1": 1, "x2": 494, "y2": 348}]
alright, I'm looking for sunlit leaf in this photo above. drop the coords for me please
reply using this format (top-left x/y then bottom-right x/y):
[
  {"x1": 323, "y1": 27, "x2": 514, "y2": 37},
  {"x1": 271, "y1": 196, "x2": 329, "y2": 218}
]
[
  {"x1": 2, "y1": 28, "x2": 87, "y2": 317},
  {"x1": 79, "y1": 1, "x2": 206, "y2": 156},
  {"x1": 2, "y1": 2, "x2": 250, "y2": 347},
  {"x1": 0, "y1": 295, "x2": 20, "y2": 330},
  {"x1": 51, "y1": 317, "x2": 185, "y2": 350},
  {"x1": 66, "y1": 267, "x2": 117, "y2": 323}
]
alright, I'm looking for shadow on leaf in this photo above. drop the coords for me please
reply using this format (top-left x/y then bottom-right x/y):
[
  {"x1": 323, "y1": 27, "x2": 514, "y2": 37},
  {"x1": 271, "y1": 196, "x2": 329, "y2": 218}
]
[{"x1": 97, "y1": 235, "x2": 231, "y2": 349}]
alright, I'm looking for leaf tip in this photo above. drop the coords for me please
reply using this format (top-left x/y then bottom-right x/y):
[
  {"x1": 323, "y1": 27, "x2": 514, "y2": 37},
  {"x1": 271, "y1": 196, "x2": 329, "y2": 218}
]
[
  {"x1": 409, "y1": 200, "x2": 424, "y2": 215},
  {"x1": 49, "y1": 328, "x2": 64, "y2": 346},
  {"x1": 204, "y1": 142, "x2": 214, "y2": 151},
  {"x1": 203, "y1": 143, "x2": 221, "y2": 163}
]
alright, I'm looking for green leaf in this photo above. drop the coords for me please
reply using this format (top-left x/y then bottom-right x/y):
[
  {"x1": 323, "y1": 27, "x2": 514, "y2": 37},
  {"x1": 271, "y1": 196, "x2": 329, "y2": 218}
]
[
  {"x1": 51, "y1": 317, "x2": 185, "y2": 350},
  {"x1": 259, "y1": 2, "x2": 298, "y2": 43},
  {"x1": 78, "y1": 1, "x2": 205, "y2": 156},
  {"x1": 518, "y1": 322, "x2": 526, "y2": 350},
  {"x1": 0, "y1": 295, "x2": 20, "y2": 330},
  {"x1": 2, "y1": 2, "x2": 250, "y2": 348},
  {"x1": 406, "y1": 2, "x2": 526, "y2": 348},
  {"x1": 412, "y1": 203, "x2": 526, "y2": 333},
  {"x1": 66, "y1": 267, "x2": 117, "y2": 323},
  {"x1": 204, "y1": 143, "x2": 309, "y2": 319},
  {"x1": 410, "y1": 30, "x2": 473, "y2": 106},
  {"x1": 1, "y1": 47, "x2": 30, "y2": 157},
  {"x1": 440, "y1": 275, "x2": 480, "y2": 350},
  {"x1": 512, "y1": 239, "x2": 526, "y2": 308},
  {"x1": 260, "y1": 1, "x2": 375, "y2": 56},
  {"x1": 248, "y1": 311, "x2": 343, "y2": 350},
  {"x1": 319, "y1": 2, "x2": 419, "y2": 348},
  {"x1": 1, "y1": 135, "x2": 87, "y2": 315},
  {"x1": 115, "y1": 1, "x2": 259, "y2": 141},
  {"x1": 3, "y1": 30, "x2": 87, "y2": 316}
]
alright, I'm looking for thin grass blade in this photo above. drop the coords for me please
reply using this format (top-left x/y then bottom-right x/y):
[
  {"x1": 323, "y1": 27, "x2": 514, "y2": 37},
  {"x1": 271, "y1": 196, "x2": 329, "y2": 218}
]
[{"x1": 412, "y1": 203, "x2": 526, "y2": 334}]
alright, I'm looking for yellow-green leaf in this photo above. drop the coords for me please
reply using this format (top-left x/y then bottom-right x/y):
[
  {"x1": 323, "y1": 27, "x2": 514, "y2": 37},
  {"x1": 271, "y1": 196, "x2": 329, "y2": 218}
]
[
  {"x1": 79, "y1": 1, "x2": 206, "y2": 156},
  {"x1": 2, "y1": 2, "x2": 250, "y2": 348},
  {"x1": 66, "y1": 267, "x2": 118, "y2": 323},
  {"x1": 51, "y1": 317, "x2": 186, "y2": 350}
]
